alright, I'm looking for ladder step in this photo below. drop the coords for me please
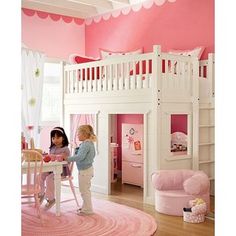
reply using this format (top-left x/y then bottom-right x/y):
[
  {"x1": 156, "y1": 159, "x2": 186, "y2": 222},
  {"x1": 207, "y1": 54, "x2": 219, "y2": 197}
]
[
  {"x1": 199, "y1": 160, "x2": 214, "y2": 164},
  {"x1": 199, "y1": 124, "x2": 214, "y2": 128},
  {"x1": 209, "y1": 177, "x2": 214, "y2": 180},
  {"x1": 199, "y1": 142, "x2": 214, "y2": 146},
  {"x1": 199, "y1": 107, "x2": 214, "y2": 110}
]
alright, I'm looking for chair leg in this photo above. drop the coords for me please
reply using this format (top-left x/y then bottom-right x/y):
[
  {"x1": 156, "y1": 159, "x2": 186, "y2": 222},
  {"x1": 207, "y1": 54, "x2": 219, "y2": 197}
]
[
  {"x1": 69, "y1": 179, "x2": 80, "y2": 208},
  {"x1": 34, "y1": 194, "x2": 43, "y2": 225}
]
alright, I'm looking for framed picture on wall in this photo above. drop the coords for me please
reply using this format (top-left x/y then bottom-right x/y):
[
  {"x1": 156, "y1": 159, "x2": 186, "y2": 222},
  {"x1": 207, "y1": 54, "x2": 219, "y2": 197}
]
[{"x1": 134, "y1": 140, "x2": 141, "y2": 150}]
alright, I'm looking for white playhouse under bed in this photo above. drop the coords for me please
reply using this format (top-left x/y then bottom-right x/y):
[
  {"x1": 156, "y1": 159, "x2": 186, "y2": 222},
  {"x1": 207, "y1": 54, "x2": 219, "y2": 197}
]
[{"x1": 61, "y1": 45, "x2": 215, "y2": 204}]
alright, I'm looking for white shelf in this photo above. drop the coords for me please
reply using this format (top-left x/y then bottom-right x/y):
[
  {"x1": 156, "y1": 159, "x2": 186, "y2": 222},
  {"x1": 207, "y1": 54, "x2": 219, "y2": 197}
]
[{"x1": 199, "y1": 142, "x2": 214, "y2": 146}]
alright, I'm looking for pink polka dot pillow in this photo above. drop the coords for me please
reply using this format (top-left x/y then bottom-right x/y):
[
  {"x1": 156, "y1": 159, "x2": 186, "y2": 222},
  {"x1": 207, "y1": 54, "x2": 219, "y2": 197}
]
[
  {"x1": 99, "y1": 48, "x2": 143, "y2": 60},
  {"x1": 168, "y1": 46, "x2": 205, "y2": 60}
]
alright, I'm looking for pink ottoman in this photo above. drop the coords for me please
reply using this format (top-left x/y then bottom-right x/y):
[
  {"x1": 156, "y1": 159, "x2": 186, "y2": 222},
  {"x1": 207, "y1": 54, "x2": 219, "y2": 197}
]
[{"x1": 151, "y1": 170, "x2": 210, "y2": 216}]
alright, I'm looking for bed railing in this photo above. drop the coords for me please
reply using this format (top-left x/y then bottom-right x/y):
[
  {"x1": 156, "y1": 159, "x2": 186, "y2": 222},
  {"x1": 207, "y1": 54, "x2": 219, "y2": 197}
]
[
  {"x1": 63, "y1": 45, "x2": 214, "y2": 100},
  {"x1": 64, "y1": 52, "x2": 154, "y2": 94},
  {"x1": 161, "y1": 53, "x2": 194, "y2": 92},
  {"x1": 196, "y1": 53, "x2": 214, "y2": 101}
]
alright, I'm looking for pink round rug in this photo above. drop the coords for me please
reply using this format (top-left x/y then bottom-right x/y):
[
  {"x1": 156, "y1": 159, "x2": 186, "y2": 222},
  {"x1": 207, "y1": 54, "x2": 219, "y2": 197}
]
[{"x1": 22, "y1": 198, "x2": 157, "y2": 236}]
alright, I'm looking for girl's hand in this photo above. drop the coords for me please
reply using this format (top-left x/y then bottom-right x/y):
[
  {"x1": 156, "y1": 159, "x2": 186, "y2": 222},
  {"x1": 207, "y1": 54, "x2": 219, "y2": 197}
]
[
  {"x1": 63, "y1": 154, "x2": 68, "y2": 161},
  {"x1": 70, "y1": 142, "x2": 77, "y2": 149}
]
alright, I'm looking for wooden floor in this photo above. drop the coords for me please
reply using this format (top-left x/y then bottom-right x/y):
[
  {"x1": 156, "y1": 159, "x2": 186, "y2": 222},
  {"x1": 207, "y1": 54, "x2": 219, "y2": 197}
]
[{"x1": 63, "y1": 179, "x2": 214, "y2": 236}]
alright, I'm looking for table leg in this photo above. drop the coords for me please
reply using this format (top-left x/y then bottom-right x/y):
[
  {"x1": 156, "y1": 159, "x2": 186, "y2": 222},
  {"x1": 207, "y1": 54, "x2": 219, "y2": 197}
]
[{"x1": 54, "y1": 166, "x2": 62, "y2": 216}]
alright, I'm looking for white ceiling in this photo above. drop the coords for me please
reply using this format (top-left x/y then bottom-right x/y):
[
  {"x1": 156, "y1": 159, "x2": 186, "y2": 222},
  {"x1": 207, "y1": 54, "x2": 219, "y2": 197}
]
[{"x1": 22, "y1": 0, "x2": 147, "y2": 19}]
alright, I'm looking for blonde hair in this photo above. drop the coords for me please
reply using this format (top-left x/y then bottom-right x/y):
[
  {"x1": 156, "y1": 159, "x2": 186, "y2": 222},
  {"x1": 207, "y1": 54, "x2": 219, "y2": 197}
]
[{"x1": 78, "y1": 125, "x2": 97, "y2": 142}]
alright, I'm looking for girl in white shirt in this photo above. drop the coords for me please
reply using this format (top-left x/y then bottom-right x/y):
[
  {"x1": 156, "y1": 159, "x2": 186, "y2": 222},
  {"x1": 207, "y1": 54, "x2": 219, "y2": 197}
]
[{"x1": 66, "y1": 125, "x2": 96, "y2": 215}]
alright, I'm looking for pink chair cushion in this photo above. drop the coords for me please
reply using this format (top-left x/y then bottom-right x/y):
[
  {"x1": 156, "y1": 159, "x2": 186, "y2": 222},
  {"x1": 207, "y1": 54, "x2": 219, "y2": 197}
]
[
  {"x1": 183, "y1": 173, "x2": 209, "y2": 195},
  {"x1": 151, "y1": 170, "x2": 195, "y2": 190},
  {"x1": 151, "y1": 170, "x2": 210, "y2": 216},
  {"x1": 154, "y1": 190, "x2": 209, "y2": 216}
]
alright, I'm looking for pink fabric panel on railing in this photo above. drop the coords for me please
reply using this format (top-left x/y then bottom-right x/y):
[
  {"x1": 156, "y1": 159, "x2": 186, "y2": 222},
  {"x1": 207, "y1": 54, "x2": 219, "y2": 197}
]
[{"x1": 70, "y1": 114, "x2": 95, "y2": 150}]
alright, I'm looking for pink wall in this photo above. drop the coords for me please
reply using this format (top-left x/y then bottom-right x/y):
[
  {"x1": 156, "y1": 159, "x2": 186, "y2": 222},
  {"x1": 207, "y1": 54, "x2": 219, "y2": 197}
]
[
  {"x1": 85, "y1": 0, "x2": 214, "y2": 155},
  {"x1": 22, "y1": 9, "x2": 85, "y2": 59},
  {"x1": 117, "y1": 114, "x2": 143, "y2": 171},
  {"x1": 85, "y1": 0, "x2": 214, "y2": 59}
]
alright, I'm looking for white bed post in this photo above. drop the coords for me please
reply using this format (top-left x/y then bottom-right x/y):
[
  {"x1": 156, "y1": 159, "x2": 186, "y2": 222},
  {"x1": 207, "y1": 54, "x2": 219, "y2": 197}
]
[
  {"x1": 60, "y1": 61, "x2": 66, "y2": 127},
  {"x1": 143, "y1": 110, "x2": 150, "y2": 203},
  {"x1": 152, "y1": 45, "x2": 162, "y2": 170},
  {"x1": 192, "y1": 57, "x2": 200, "y2": 170},
  {"x1": 208, "y1": 53, "x2": 215, "y2": 105}
]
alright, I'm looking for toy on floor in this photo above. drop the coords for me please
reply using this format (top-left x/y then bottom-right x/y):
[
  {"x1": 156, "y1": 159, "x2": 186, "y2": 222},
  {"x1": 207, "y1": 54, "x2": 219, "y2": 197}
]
[{"x1": 183, "y1": 198, "x2": 207, "y2": 223}]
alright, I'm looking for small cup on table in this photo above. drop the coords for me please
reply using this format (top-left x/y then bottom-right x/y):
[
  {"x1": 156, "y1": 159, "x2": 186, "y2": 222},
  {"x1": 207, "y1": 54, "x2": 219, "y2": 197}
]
[{"x1": 50, "y1": 154, "x2": 56, "y2": 162}]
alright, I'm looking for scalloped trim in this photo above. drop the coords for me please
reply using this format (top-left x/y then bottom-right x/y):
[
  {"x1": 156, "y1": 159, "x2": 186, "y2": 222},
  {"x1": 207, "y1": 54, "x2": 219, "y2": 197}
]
[
  {"x1": 22, "y1": 0, "x2": 176, "y2": 26},
  {"x1": 85, "y1": 0, "x2": 176, "y2": 25},
  {"x1": 22, "y1": 8, "x2": 85, "y2": 25}
]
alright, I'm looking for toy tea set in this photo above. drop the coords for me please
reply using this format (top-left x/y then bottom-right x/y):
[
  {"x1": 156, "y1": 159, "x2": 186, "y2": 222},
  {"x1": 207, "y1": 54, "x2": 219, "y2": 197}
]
[
  {"x1": 42, "y1": 154, "x2": 64, "y2": 163},
  {"x1": 22, "y1": 136, "x2": 64, "y2": 163}
]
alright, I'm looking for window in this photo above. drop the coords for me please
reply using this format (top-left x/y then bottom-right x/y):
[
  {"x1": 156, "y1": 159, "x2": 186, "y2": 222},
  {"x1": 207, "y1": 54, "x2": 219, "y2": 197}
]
[
  {"x1": 40, "y1": 61, "x2": 62, "y2": 152},
  {"x1": 41, "y1": 62, "x2": 61, "y2": 123},
  {"x1": 170, "y1": 114, "x2": 188, "y2": 155}
]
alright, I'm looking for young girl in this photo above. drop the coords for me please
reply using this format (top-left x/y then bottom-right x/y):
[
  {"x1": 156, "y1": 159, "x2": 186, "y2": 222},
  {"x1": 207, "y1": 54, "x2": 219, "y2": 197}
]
[
  {"x1": 66, "y1": 125, "x2": 96, "y2": 215},
  {"x1": 39, "y1": 127, "x2": 70, "y2": 209}
]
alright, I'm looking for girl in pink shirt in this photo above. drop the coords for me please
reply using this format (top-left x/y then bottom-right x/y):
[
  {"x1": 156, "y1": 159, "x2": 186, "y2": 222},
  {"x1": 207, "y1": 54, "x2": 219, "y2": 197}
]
[{"x1": 39, "y1": 127, "x2": 70, "y2": 209}]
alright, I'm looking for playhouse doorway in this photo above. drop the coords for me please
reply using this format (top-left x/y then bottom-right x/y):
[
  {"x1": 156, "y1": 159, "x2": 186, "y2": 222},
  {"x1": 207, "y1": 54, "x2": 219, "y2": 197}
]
[{"x1": 108, "y1": 114, "x2": 144, "y2": 201}]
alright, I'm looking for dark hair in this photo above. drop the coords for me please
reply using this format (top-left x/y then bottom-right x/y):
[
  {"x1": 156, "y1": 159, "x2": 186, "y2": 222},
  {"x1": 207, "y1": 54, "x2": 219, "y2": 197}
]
[{"x1": 49, "y1": 127, "x2": 69, "y2": 149}]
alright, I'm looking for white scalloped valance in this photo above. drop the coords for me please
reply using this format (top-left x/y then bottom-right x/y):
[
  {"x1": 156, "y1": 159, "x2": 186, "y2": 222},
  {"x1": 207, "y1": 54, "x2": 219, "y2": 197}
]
[
  {"x1": 85, "y1": 0, "x2": 177, "y2": 25},
  {"x1": 22, "y1": 8, "x2": 84, "y2": 25}
]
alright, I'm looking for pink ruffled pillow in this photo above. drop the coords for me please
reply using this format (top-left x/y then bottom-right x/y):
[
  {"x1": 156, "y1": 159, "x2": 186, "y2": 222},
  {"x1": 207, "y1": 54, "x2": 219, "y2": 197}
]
[
  {"x1": 68, "y1": 54, "x2": 100, "y2": 80},
  {"x1": 99, "y1": 48, "x2": 143, "y2": 60},
  {"x1": 183, "y1": 173, "x2": 209, "y2": 195},
  {"x1": 99, "y1": 48, "x2": 143, "y2": 78},
  {"x1": 68, "y1": 54, "x2": 99, "y2": 64}
]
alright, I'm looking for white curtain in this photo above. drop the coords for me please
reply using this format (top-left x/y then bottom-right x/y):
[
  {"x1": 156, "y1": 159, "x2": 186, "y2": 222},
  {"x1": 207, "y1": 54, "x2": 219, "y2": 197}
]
[
  {"x1": 70, "y1": 114, "x2": 95, "y2": 187},
  {"x1": 21, "y1": 48, "x2": 45, "y2": 147}
]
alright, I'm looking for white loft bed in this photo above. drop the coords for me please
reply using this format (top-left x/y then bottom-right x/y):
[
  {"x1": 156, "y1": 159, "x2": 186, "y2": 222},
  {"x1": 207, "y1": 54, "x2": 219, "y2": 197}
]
[
  {"x1": 63, "y1": 45, "x2": 214, "y2": 102},
  {"x1": 62, "y1": 45, "x2": 215, "y2": 203}
]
